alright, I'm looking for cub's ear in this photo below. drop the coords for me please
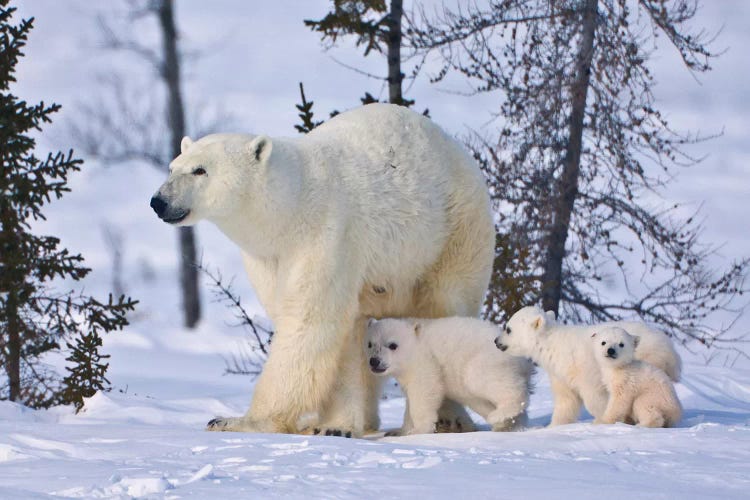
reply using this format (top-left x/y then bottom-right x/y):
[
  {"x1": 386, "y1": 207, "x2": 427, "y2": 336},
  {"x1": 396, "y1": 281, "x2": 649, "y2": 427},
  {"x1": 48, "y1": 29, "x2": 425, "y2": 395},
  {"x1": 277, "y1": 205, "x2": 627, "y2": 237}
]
[
  {"x1": 545, "y1": 310, "x2": 556, "y2": 323},
  {"x1": 249, "y1": 135, "x2": 272, "y2": 163},
  {"x1": 367, "y1": 317, "x2": 376, "y2": 328},
  {"x1": 632, "y1": 336, "x2": 640, "y2": 348},
  {"x1": 531, "y1": 313, "x2": 547, "y2": 332},
  {"x1": 180, "y1": 136, "x2": 193, "y2": 154},
  {"x1": 591, "y1": 332, "x2": 597, "y2": 338},
  {"x1": 414, "y1": 322, "x2": 422, "y2": 337}
]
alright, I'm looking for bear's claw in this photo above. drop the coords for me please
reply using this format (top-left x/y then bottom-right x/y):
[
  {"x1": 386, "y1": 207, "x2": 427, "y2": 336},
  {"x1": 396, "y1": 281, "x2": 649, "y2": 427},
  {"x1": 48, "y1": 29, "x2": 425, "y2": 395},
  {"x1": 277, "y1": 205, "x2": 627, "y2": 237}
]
[
  {"x1": 312, "y1": 428, "x2": 352, "y2": 438},
  {"x1": 206, "y1": 417, "x2": 229, "y2": 431}
]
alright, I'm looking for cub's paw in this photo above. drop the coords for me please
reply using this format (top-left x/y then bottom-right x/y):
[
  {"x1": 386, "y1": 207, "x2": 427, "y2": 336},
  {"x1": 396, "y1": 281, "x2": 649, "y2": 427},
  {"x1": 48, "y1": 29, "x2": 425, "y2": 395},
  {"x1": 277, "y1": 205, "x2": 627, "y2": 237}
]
[
  {"x1": 384, "y1": 429, "x2": 403, "y2": 437},
  {"x1": 491, "y1": 418, "x2": 517, "y2": 432}
]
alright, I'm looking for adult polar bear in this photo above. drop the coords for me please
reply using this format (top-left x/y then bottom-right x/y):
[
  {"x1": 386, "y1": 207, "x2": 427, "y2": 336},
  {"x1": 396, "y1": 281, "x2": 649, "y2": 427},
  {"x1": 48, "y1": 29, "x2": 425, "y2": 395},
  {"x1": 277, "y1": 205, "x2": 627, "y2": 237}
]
[{"x1": 150, "y1": 103, "x2": 495, "y2": 437}]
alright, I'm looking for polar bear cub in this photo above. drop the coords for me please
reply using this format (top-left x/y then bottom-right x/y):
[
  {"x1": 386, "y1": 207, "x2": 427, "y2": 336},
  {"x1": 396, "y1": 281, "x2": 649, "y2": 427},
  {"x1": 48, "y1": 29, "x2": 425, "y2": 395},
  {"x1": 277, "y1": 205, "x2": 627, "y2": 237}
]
[
  {"x1": 366, "y1": 317, "x2": 534, "y2": 435},
  {"x1": 494, "y1": 306, "x2": 681, "y2": 425},
  {"x1": 592, "y1": 327, "x2": 682, "y2": 427}
]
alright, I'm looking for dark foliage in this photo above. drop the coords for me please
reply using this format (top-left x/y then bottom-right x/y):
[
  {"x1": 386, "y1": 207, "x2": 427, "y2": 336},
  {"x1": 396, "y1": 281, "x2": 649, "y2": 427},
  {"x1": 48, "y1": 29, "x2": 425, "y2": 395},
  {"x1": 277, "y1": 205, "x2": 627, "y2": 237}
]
[
  {"x1": 0, "y1": 2, "x2": 137, "y2": 408},
  {"x1": 294, "y1": 82, "x2": 324, "y2": 134}
]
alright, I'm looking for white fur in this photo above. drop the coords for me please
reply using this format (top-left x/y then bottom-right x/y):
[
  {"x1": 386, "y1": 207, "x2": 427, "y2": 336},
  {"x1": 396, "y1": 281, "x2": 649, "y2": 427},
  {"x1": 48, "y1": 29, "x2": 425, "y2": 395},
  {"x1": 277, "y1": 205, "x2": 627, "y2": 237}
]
[
  {"x1": 366, "y1": 317, "x2": 534, "y2": 435},
  {"x1": 152, "y1": 104, "x2": 495, "y2": 436},
  {"x1": 495, "y1": 306, "x2": 681, "y2": 426},
  {"x1": 592, "y1": 327, "x2": 682, "y2": 427}
]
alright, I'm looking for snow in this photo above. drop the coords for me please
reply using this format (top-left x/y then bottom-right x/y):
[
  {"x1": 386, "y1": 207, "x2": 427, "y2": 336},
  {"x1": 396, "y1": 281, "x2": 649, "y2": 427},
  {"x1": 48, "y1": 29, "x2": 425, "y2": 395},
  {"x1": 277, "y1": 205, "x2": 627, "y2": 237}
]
[
  {"x1": 1, "y1": 350, "x2": 749, "y2": 498},
  {"x1": 2, "y1": 1, "x2": 749, "y2": 498}
]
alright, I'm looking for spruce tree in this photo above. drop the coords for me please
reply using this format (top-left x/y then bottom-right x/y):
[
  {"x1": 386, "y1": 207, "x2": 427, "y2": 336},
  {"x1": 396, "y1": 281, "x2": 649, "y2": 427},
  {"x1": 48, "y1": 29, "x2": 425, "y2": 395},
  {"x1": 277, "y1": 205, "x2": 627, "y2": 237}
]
[
  {"x1": 294, "y1": 82, "x2": 324, "y2": 134},
  {"x1": 0, "y1": 1, "x2": 137, "y2": 408},
  {"x1": 61, "y1": 323, "x2": 110, "y2": 412}
]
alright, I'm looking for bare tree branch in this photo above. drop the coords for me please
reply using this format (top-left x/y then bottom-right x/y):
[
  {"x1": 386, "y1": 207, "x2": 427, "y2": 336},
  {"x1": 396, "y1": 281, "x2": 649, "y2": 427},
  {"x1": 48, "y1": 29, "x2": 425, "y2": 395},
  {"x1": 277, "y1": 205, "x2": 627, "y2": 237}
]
[{"x1": 417, "y1": 0, "x2": 748, "y2": 356}]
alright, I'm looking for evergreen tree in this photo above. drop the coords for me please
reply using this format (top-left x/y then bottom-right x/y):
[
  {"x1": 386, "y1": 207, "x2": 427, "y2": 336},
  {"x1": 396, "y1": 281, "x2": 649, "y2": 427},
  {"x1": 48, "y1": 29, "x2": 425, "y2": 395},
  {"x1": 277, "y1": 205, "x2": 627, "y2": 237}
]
[
  {"x1": 61, "y1": 325, "x2": 110, "y2": 412},
  {"x1": 0, "y1": 1, "x2": 137, "y2": 408}
]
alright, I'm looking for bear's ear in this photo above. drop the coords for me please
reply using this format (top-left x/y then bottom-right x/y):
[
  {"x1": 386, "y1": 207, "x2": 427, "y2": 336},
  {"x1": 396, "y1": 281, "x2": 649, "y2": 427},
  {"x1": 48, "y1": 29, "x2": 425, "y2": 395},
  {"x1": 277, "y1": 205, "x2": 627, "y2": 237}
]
[
  {"x1": 180, "y1": 136, "x2": 193, "y2": 154},
  {"x1": 367, "y1": 317, "x2": 376, "y2": 328},
  {"x1": 591, "y1": 332, "x2": 597, "y2": 338},
  {"x1": 545, "y1": 310, "x2": 556, "y2": 323},
  {"x1": 414, "y1": 323, "x2": 422, "y2": 337},
  {"x1": 249, "y1": 135, "x2": 272, "y2": 164},
  {"x1": 531, "y1": 313, "x2": 546, "y2": 332},
  {"x1": 632, "y1": 336, "x2": 640, "y2": 348}
]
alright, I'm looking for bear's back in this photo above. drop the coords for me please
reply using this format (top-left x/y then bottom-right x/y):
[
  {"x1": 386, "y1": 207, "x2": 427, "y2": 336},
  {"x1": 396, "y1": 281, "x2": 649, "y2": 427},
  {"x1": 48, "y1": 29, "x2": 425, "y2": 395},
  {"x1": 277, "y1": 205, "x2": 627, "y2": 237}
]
[{"x1": 293, "y1": 104, "x2": 490, "y2": 288}]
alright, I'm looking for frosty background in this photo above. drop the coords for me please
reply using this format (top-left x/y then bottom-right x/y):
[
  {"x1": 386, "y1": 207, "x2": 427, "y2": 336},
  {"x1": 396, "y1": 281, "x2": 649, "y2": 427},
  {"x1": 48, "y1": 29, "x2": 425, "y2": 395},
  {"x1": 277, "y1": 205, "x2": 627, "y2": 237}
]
[{"x1": 1, "y1": 1, "x2": 749, "y2": 498}]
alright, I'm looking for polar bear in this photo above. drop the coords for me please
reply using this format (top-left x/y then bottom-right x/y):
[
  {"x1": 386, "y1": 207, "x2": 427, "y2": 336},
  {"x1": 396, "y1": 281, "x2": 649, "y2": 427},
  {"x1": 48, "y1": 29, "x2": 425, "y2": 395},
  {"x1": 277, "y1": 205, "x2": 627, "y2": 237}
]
[
  {"x1": 150, "y1": 103, "x2": 495, "y2": 437},
  {"x1": 494, "y1": 306, "x2": 681, "y2": 425},
  {"x1": 366, "y1": 317, "x2": 534, "y2": 435},
  {"x1": 592, "y1": 327, "x2": 682, "y2": 427}
]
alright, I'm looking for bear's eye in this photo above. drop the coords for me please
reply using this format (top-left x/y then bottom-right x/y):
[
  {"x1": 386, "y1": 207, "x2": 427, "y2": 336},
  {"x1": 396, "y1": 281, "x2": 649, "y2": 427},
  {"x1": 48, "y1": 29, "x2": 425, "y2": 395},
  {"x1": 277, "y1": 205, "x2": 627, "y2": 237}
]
[
  {"x1": 505, "y1": 326, "x2": 511, "y2": 335},
  {"x1": 387, "y1": 343, "x2": 398, "y2": 351},
  {"x1": 192, "y1": 167, "x2": 207, "y2": 176},
  {"x1": 367, "y1": 342, "x2": 372, "y2": 349},
  {"x1": 601, "y1": 341, "x2": 606, "y2": 346},
  {"x1": 619, "y1": 343, "x2": 624, "y2": 348}
]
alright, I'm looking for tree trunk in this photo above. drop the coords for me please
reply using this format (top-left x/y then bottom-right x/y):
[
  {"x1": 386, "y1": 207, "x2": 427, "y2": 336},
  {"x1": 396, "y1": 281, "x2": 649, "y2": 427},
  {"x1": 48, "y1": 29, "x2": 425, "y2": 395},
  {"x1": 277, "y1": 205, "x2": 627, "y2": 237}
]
[
  {"x1": 540, "y1": 0, "x2": 598, "y2": 315},
  {"x1": 157, "y1": 0, "x2": 201, "y2": 328},
  {"x1": 1, "y1": 207, "x2": 22, "y2": 400},
  {"x1": 5, "y1": 290, "x2": 21, "y2": 401},
  {"x1": 387, "y1": 0, "x2": 404, "y2": 105}
]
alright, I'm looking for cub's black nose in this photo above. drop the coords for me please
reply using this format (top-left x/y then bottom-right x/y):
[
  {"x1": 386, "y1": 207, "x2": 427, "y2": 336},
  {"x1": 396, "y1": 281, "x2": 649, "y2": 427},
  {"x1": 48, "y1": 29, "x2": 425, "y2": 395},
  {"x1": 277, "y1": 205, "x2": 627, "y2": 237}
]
[
  {"x1": 607, "y1": 347, "x2": 616, "y2": 357},
  {"x1": 369, "y1": 357, "x2": 380, "y2": 368},
  {"x1": 495, "y1": 337, "x2": 508, "y2": 351},
  {"x1": 150, "y1": 195, "x2": 167, "y2": 217}
]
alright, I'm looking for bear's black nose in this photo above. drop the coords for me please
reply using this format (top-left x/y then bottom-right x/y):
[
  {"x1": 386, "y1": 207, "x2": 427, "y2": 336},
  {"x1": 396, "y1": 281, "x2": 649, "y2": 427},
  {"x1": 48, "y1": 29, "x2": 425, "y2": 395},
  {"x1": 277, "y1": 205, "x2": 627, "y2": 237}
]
[
  {"x1": 607, "y1": 347, "x2": 616, "y2": 357},
  {"x1": 369, "y1": 357, "x2": 380, "y2": 368},
  {"x1": 150, "y1": 195, "x2": 168, "y2": 217}
]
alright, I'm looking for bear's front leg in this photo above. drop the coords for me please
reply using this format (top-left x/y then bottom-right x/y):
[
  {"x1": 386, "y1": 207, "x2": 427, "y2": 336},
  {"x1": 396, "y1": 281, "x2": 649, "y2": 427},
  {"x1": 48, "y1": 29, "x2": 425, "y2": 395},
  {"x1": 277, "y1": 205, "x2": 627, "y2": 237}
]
[
  {"x1": 207, "y1": 247, "x2": 361, "y2": 435},
  {"x1": 436, "y1": 399, "x2": 476, "y2": 433},
  {"x1": 401, "y1": 370, "x2": 445, "y2": 436},
  {"x1": 597, "y1": 385, "x2": 633, "y2": 425},
  {"x1": 549, "y1": 376, "x2": 583, "y2": 426},
  {"x1": 581, "y1": 384, "x2": 610, "y2": 421}
]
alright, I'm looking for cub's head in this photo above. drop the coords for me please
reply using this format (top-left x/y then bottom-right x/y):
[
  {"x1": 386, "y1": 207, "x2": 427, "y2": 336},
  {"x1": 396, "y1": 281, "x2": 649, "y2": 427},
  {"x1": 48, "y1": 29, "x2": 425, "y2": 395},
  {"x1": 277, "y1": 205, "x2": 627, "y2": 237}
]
[
  {"x1": 494, "y1": 305, "x2": 556, "y2": 357},
  {"x1": 150, "y1": 134, "x2": 272, "y2": 226},
  {"x1": 591, "y1": 326, "x2": 638, "y2": 367},
  {"x1": 365, "y1": 318, "x2": 421, "y2": 377}
]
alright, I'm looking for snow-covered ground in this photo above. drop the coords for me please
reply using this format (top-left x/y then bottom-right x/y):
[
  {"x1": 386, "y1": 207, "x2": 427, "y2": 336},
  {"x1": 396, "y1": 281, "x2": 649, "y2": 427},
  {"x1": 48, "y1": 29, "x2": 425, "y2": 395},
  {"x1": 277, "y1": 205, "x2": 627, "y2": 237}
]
[
  {"x1": 2, "y1": 1, "x2": 750, "y2": 498},
  {"x1": 1, "y1": 317, "x2": 749, "y2": 498}
]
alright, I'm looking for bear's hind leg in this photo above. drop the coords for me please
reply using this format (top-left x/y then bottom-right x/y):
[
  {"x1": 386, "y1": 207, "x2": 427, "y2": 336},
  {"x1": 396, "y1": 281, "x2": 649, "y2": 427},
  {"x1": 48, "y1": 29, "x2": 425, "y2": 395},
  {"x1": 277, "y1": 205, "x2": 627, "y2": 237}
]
[
  {"x1": 632, "y1": 396, "x2": 667, "y2": 428},
  {"x1": 466, "y1": 368, "x2": 529, "y2": 431},
  {"x1": 408, "y1": 203, "x2": 493, "y2": 433}
]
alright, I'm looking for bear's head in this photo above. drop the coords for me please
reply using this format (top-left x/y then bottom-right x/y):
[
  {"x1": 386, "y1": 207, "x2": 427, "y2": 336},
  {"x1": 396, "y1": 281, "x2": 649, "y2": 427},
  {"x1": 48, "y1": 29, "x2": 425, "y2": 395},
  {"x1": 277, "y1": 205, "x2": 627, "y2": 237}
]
[
  {"x1": 494, "y1": 305, "x2": 556, "y2": 357},
  {"x1": 591, "y1": 326, "x2": 638, "y2": 367},
  {"x1": 364, "y1": 318, "x2": 422, "y2": 377},
  {"x1": 150, "y1": 134, "x2": 272, "y2": 226}
]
